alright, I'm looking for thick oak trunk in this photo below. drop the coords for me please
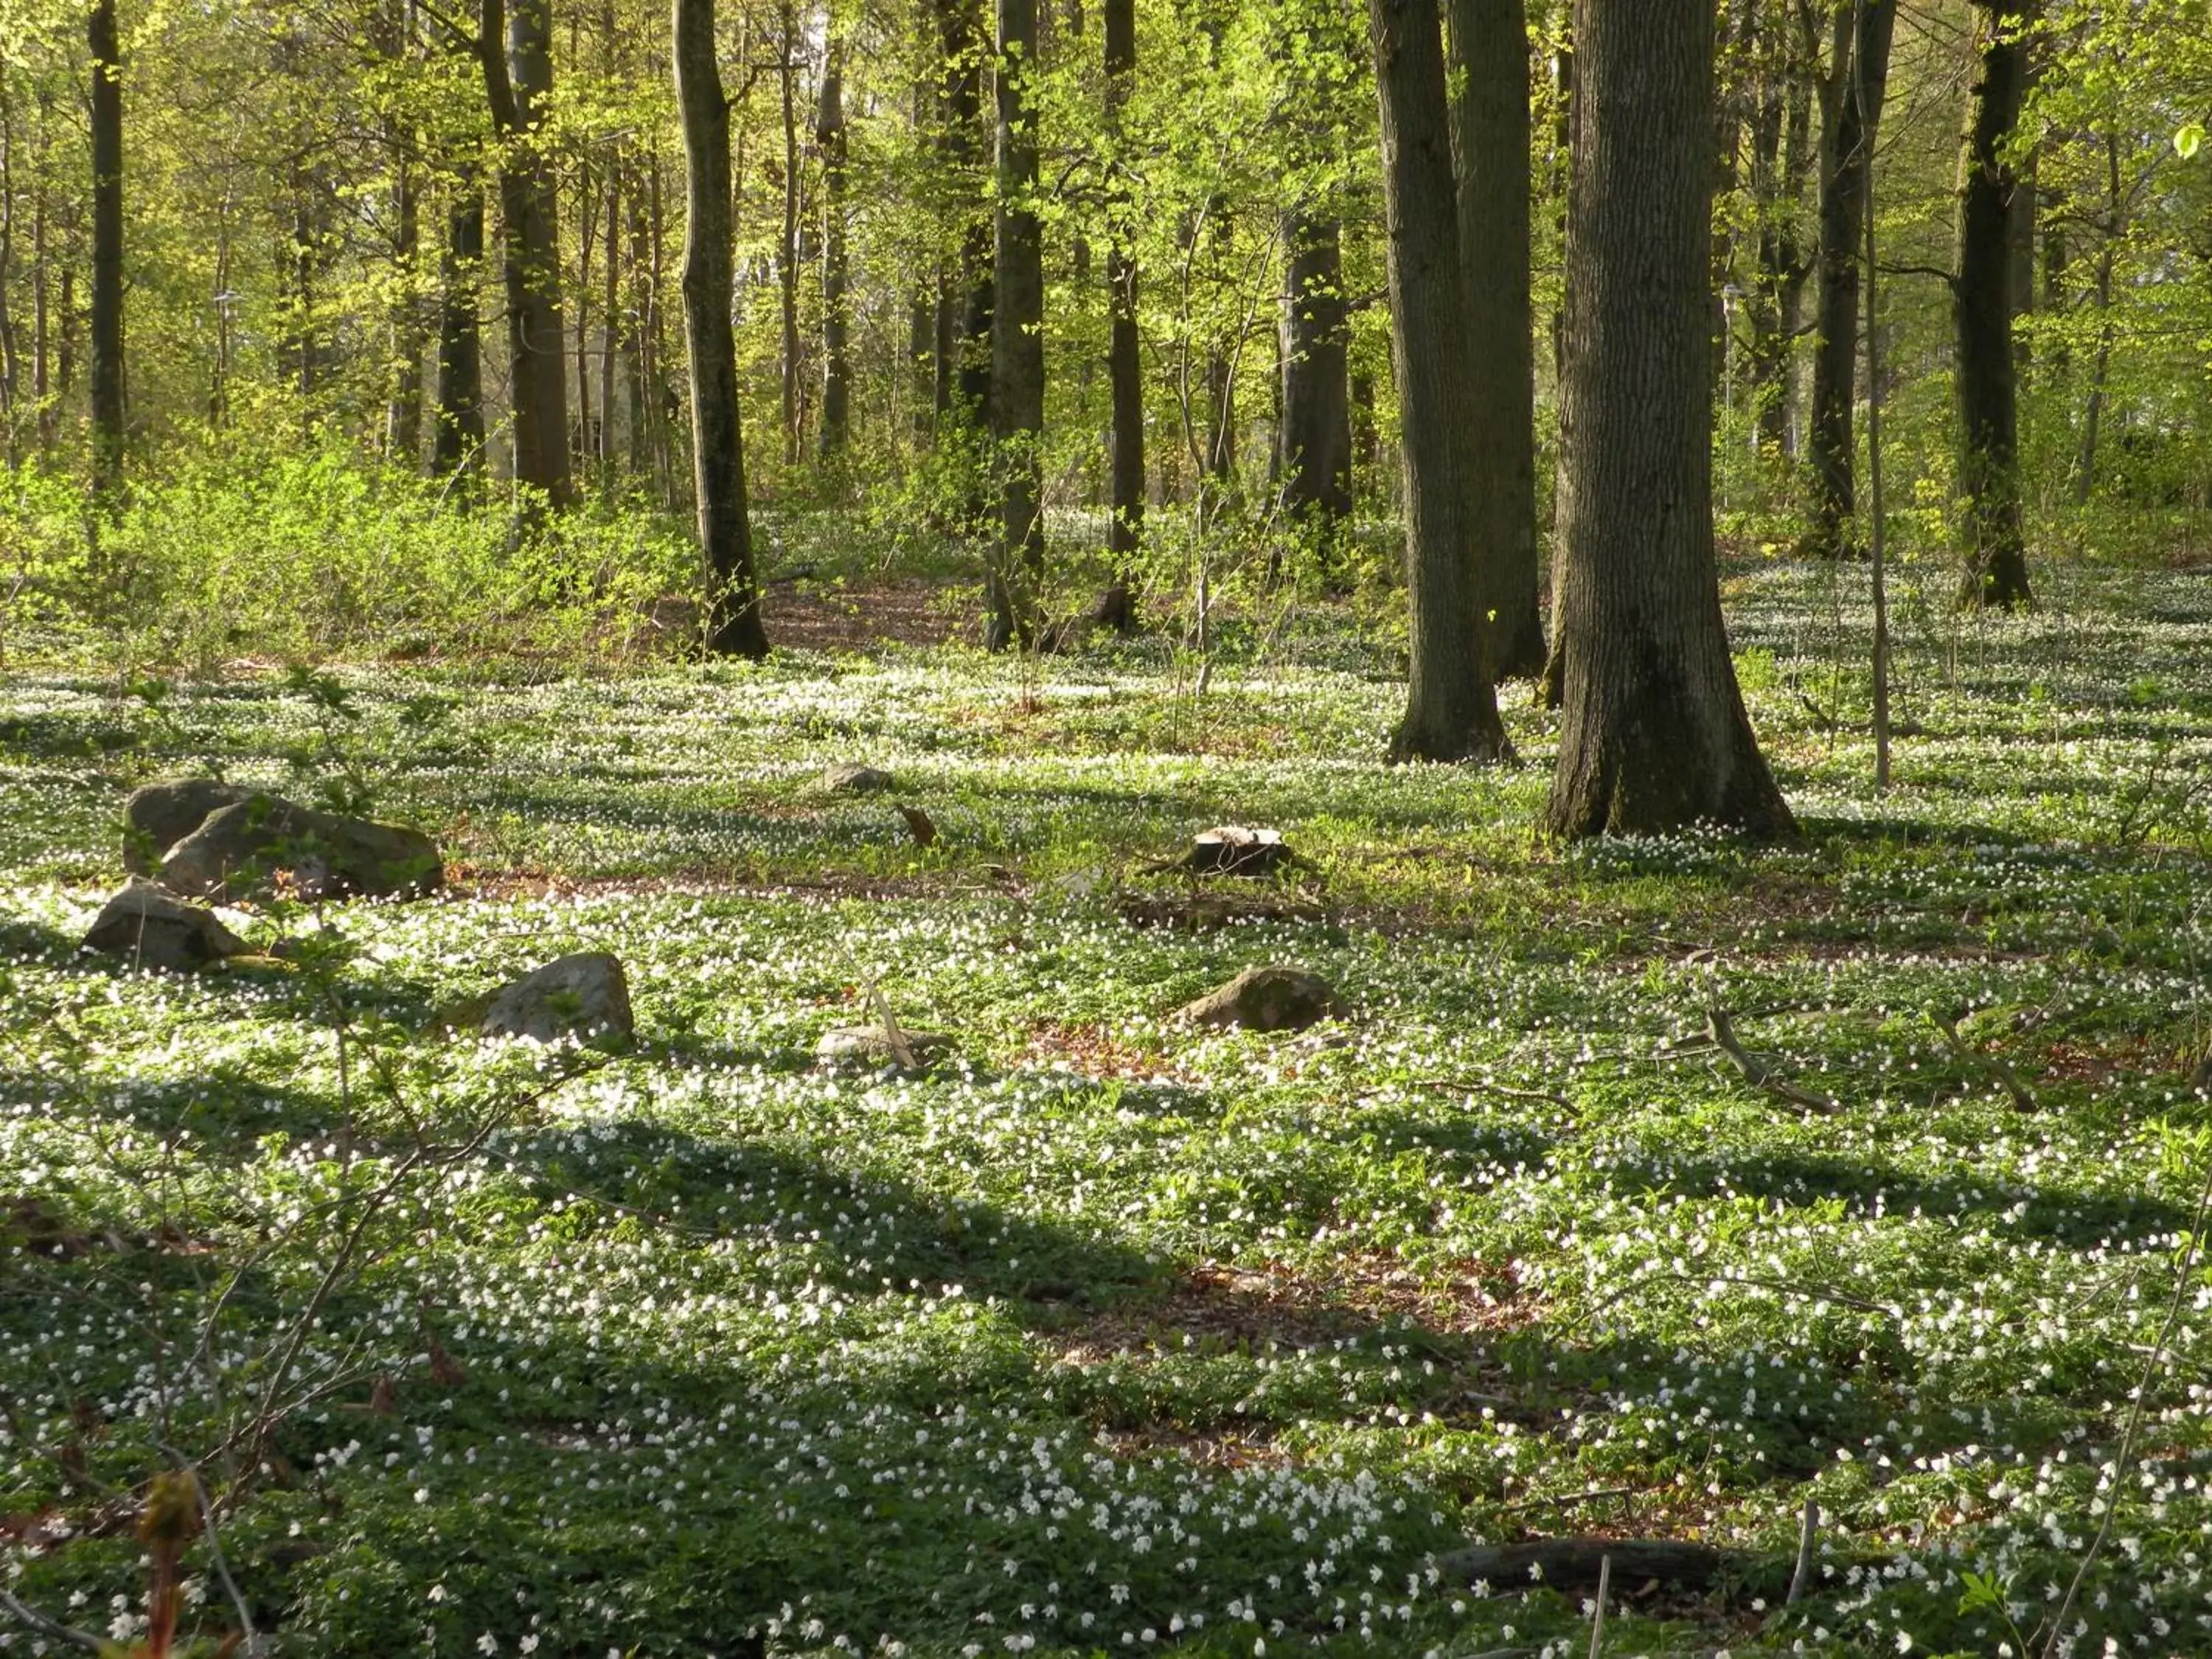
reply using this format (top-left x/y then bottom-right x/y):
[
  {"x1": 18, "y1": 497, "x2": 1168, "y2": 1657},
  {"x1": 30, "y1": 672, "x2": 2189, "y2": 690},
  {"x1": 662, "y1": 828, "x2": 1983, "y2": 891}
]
[
  {"x1": 433, "y1": 188, "x2": 487, "y2": 477},
  {"x1": 1369, "y1": 0, "x2": 1509, "y2": 764},
  {"x1": 1803, "y1": 0, "x2": 1893, "y2": 560},
  {"x1": 88, "y1": 0, "x2": 124, "y2": 504},
  {"x1": 1545, "y1": 0, "x2": 1794, "y2": 839},
  {"x1": 1447, "y1": 0, "x2": 1544, "y2": 681},
  {"x1": 1955, "y1": 1, "x2": 2034, "y2": 611},
  {"x1": 1278, "y1": 213, "x2": 1352, "y2": 538},
  {"x1": 674, "y1": 0, "x2": 769, "y2": 658},
  {"x1": 988, "y1": 0, "x2": 1046, "y2": 651},
  {"x1": 818, "y1": 41, "x2": 852, "y2": 458},
  {"x1": 1093, "y1": 0, "x2": 1143, "y2": 631},
  {"x1": 484, "y1": 0, "x2": 574, "y2": 512}
]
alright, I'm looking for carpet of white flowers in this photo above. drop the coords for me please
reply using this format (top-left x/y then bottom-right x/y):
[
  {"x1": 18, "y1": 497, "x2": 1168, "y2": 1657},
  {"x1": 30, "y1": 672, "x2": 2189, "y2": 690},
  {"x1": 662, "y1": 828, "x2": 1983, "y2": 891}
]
[{"x1": 8, "y1": 561, "x2": 2212, "y2": 1657}]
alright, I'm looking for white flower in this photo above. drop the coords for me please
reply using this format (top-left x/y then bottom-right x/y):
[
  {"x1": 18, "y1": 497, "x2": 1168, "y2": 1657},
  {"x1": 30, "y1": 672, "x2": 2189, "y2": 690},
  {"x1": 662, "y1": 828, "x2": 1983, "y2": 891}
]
[
  {"x1": 478, "y1": 1637, "x2": 499, "y2": 1655},
  {"x1": 520, "y1": 1639, "x2": 540, "y2": 1655}
]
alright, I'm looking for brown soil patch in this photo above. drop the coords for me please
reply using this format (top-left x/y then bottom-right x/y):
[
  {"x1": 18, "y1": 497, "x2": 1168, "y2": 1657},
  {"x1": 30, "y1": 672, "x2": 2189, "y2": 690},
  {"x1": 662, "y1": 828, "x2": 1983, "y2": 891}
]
[
  {"x1": 1043, "y1": 1253, "x2": 1530, "y2": 1366},
  {"x1": 764, "y1": 577, "x2": 973, "y2": 653},
  {"x1": 1024, "y1": 1021, "x2": 1197, "y2": 1084}
]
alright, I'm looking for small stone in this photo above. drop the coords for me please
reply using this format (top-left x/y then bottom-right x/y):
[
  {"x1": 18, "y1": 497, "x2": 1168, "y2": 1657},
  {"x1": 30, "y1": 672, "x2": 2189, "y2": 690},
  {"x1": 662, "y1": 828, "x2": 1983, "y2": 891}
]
[
  {"x1": 480, "y1": 952, "x2": 634, "y2": 1045},
  {"x1": 82, "y1": 880, "x2": 250, "y2": 972},
  {"x1": 819, "y1": 763, "x2": 895, "y2": 794},
  {"x1": 814, "y1": 1025, "x2": 953, "y2": 1071},
  {"x1": 1150, "y1": 826, "x2": 1303, "y2": 877},
  {"x1": 123, "y1": 779, "x2": 259, "y2": 875},
  {"x1": 1178, "y1": 964, "x2": 1340, "y2": 1032},
  {"x1": 159, "y1": 795, "x2": 443, "y2": 902}
]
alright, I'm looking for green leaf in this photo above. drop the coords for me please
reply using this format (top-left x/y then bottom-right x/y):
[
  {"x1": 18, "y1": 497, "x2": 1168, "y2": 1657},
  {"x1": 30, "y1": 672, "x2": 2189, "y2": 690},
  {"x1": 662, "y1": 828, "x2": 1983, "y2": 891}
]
[{"x1": 2177, "y1": 122, "x2": 2204, "y2": 159}]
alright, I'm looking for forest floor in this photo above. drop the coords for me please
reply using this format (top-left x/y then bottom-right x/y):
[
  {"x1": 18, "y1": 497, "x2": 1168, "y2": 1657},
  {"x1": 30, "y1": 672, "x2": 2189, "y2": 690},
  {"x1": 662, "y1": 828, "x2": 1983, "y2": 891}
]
[{"x1": 7, "y1": 558, "x2": 2212, "y2": 1657}]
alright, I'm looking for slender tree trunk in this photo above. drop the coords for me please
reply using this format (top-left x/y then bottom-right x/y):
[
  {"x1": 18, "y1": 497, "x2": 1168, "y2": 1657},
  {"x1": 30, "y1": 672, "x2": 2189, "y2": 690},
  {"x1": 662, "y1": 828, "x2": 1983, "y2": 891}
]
[
  {"x1": 599, "y1": 158, "x2": 619, "y2": 470},
  {"x1": 989, "y1": 0, "x2": 1045, "y2": 652},
  {"x1": 0, "y1": 80, "x2": 20, "y2": 449},
  {"x1": 1278, "y1": 213, "x2": 1352, "y2": 540},
  {"x1": 675, "y1": 0, "x2": 770, "y2": 658},
  {"x1": 1803, "y1": 0, "x2": 1893, "y2": 560},
  {"x1": 386, "y1": 131, "x2": 425, "y2": 467},
  {"x1": 625, "y1": 170, "x2": 651, "y2": 474},
  {"x1": 1447, "y1": 0, "x2": 1545, "y2": 681},
  {"x1": 574, "y1": 154, "x2": 597, "y2": 465},
  {"x1": 433, "y1": 187, "x2": 487, "y2": 478},
  {"x1": 818, "y1": 39, "x2": 852, "y2": 458},
  {"x1": 1093, "y1": 0, "x2": 1143, "y2": 630},
  {"x1": 482, "y1": 0, "x2": 574, "y2": 512},
  {"x1": 1545, "y1": 0, "x2": 1794, "y2": 839},
  {"x1": 778, "y1": 1, "x2": 804, "y2": 465},
  {"x1": 33, "y1": 141, "x2": 51, "y2": 454},
  {"x1": 1955, "y1": 0, "x2": 2034, "y2": 610},
  {"x1": 88, "y1": 0, "x2": 125, "y2": 504},
  {"x1": 942, "y1": 0, "x2": 995, "y2": 518},
  {"x1": 1369, "y1": 0, "x2": 1509, "y2": 765}
]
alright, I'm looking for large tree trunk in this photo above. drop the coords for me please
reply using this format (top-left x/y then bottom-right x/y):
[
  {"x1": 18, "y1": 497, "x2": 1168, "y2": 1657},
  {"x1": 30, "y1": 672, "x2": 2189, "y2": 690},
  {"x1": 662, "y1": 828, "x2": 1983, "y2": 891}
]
[
  {"x1": 1093, "y1": 0, "x2": 1143, "y2": 632},
  {"x1": 1369, "y1": 0, "x2": 1509, "y2": 765},
  {"x1": 433, "y1": 188, "x2": 487, "y2": 477},
  {"x1": 88, "y1": 0, "x2": 125, "y2": 504},
  {"x1": 483, "y1": 0, "x2": 574, "y2": 512},
  {"x1": 1545, "y1": 0, "x2": 1794, "y2": 839},
  {"x1": 1955, "y1": 0, "x2": 2034, "y2": 610},
  {"x1": 818, "y1": 39, "x2": 852, "y2": 458},
  {"x1": 1278, "y1": 213, "x2": 1352, "y2": 540},
  {"x1": 1447, "y1": 0, "x2": 1545, "y2": 681},
  {"x1": 1803, "y1": 0, "x2": 1893, "y2": 560},
  {"x1": 989, "y1": 0, "x2": 1046, "y2": 652},
  {"x1": 674, "y1": 0, "x2": 769, "y2": 658}
]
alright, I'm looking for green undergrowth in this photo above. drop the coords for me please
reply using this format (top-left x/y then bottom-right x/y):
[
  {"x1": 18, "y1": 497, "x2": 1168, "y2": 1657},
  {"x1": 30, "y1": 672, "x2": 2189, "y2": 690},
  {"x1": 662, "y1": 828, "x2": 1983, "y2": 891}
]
[{"x1": 7, "y1": 561, "x2": 2212, "y2": 1657}]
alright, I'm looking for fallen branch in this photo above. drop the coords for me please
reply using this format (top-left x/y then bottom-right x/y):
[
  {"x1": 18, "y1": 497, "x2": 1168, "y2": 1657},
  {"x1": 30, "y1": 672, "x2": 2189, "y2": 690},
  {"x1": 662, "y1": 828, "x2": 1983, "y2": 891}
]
[
  {"x1": 1431, "y1": 1538, "x2": 1731, "y2": 1593},
  {"x1": 0, "y1": 1587, "x2": 104, "y2": 1652},
  {"x1": 1928, "y1": 1012, "x2": 2037, "y2": 1111},
  {"x1": 1705, "y1": 1008, "x2": 1840, "y2": 1113}
]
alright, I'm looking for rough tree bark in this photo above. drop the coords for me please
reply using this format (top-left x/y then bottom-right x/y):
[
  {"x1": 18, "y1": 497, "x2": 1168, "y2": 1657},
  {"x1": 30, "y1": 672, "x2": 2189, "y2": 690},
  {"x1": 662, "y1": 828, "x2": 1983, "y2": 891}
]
[
  {"x1": 818, "y1": 38, "x2": 852, "y2": 458},
  {"x1": 674, "y1": 0, "x2": 770, "y2": 658},
  {"x1": 1955, "y1": 0, "x2": 2034, "y2": 611},
  {"x1": 433, "y1": 187, "x2": 487, "y2": 477},
  {"x1": 481, "y1": 0, "x2": 574, "y2": 512},
  {"x1": 1093, "y1": 0, "x2": 1144, "y2": 632},
  {"x1": 1545, "y1": 0, "x2": 1795, "y2": 838},
  {"x1": 1803, "y1": 0, "x2": 1893, "y2": 560},
  {"x1": 1369, "y1": 0, "x2": 1510, "y2": 764},
  {"x1": 777, "y1": 0, "x2": 804, "y2": 462},
  {"x1": 988, "y1": 0, "x2": 1046, "y2": 652},
  {"x1": 88, "y1": 0, "x2": 125, "y2": 504},
  {"x1": 1278, "y1": 213, "x2": 1352, "y2": 541},
  {"x1": 1447, "y1": 0, "x2": 1545, "y2": 681}
]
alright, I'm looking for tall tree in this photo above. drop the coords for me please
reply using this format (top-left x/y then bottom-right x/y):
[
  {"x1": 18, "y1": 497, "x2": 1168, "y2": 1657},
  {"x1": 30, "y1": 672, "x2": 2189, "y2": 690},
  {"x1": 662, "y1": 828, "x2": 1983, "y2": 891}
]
[
  {"x1": 1447, "y1": 0, "x2": 1544, "y2": 681},
  {"x1": 989, "y1": 0, "x2": 1045, "y2": 650},
  {"x1": 1369, "y1": 0, "x2": 1510, "y2": 763},
  {"x1": 1545, "y1": 0, "x2": 1794, "y2": 838},
  {"x1": 1277, "y1": 212, "x2": 1352, "y2": 536},
  {"x1": 479, "y1": 0, "x2": 574, "y2": 511},
  {"x1": 1093, "y1": 0, "x2": 1143, "y2": 631},
  {"x1": 1955, "y1": 0, "x2": 2034, "y2": 610},
  {"x1": 1803, "y1": 0, "x2": 1893, "y2": 560},
  {"x1": 88, "y1": 0, "x2": 124, "y2": 504},
  {"x1": 818, "y1": 36, "x2": 853, "y2": 458},
  {"x1": 431, "y1": 184, "x2": 486, "y2": 477},
  {"x1": 674, "y1": 0, "x2": 770, "y2": 657}
]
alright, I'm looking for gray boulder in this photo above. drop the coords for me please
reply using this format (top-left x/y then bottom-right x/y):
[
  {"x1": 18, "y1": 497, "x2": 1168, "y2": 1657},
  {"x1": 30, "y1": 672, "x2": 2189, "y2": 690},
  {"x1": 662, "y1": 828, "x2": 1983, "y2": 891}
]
[
  {"x1": 1178, "y1": 965, "x2": 1340, "y2": 1032},
  {"x1": 82, "y1": 881, "x2": 250, "y2": 972},
  {"x1": 124, "y1": 779, "x2": 259, "y2": 875},
  {"x1": 480, "y1": 952, "x2": 634, "y2": 1045},
  {"x1": 814, "y1": 1025, "x2": 953, "y2": 1071},
  {"x1": 159, "y1": 795, "x2": 442, "y2": 902},
  {"x1": 819, "y1": 763, "x2": 897, "y2": 795}
]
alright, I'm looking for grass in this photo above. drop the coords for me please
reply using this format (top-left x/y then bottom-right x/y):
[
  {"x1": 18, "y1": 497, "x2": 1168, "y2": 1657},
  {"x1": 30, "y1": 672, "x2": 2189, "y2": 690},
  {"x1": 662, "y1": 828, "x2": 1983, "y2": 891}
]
[{"x1": 7, "y1": 557, "x2": 2212, "y2": 1657}]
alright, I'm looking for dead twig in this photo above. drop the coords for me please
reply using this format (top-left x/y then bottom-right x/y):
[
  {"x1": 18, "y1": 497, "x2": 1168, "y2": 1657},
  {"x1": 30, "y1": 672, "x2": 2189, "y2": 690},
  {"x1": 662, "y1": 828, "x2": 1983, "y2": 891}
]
[
  {"x1": 1705, "y1": 1008, "x2": 1840, "y2": 1113},
  {"x1": 1929, "y1": 1012, "x2": 2037, "y2": 1111}
]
